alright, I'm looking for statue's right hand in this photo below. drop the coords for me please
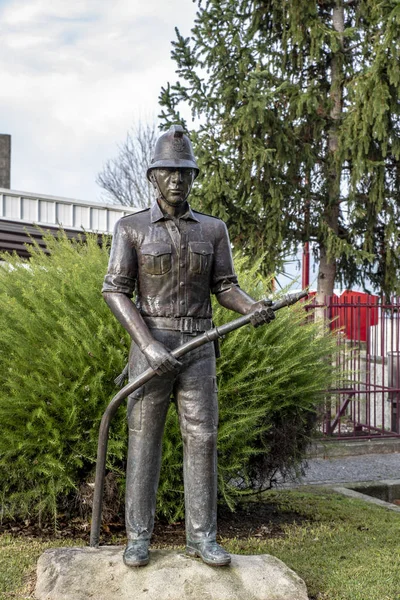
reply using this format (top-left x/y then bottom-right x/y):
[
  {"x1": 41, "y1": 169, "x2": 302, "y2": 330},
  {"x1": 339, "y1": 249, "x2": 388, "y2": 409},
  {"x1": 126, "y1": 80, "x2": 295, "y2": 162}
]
[{"x1": 141, "y1": 340, "x2": 182, "y2": 376}]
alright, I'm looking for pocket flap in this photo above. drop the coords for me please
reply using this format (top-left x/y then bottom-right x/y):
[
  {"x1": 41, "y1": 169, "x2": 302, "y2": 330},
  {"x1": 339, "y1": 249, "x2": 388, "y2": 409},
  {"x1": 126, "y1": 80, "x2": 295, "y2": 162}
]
[
  {"x1": 141, "y1": 242, "x2": 172, "y2": 256},
  {"x1": 189, "y1": 241, "x2": 213, "y2": 255}
]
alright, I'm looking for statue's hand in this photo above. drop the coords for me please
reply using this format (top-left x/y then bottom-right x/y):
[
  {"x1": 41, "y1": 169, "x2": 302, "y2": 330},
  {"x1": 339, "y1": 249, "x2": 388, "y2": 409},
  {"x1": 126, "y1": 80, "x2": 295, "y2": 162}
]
[
  {"x1": 141, "y1": 340, "x2": 182, "y2": 376},
  {"x1": 249, "y1": 299, "x2": 276, "y2": 328}
]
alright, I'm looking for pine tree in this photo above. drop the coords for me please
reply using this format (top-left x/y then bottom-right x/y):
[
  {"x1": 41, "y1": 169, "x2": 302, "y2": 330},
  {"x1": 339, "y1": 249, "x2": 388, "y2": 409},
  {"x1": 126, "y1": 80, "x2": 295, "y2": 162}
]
[{"x1": 159, "y1": 0, "x2": 400, "y2": 300}]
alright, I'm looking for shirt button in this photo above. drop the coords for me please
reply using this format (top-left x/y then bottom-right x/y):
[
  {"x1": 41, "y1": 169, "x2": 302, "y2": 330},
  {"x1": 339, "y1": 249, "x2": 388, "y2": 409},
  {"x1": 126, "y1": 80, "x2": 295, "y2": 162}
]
[
  {"x1": 181, "y1": 246, "x2": 186, "y2": 250},
  {"x1": 180, "y1": 300, "x2": 185, "y2": 305},
  {"x1": 180, "y1": 262, "x2": 184, "y2": 268},
  {"x1": 180, "y1": 282, "x2": 184, "y2": 287}
]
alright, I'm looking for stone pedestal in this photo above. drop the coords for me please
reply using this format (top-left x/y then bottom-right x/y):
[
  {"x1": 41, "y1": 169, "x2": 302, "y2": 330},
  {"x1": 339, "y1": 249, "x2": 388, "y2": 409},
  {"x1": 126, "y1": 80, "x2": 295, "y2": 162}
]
[{"x1": 35, "y1": 547, "x2": 309, "y2": 600}]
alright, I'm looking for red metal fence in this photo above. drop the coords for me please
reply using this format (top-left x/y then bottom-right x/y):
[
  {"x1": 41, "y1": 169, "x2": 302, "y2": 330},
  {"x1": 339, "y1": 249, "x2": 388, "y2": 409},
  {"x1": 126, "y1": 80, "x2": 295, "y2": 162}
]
[{"x1": 308, "y1": 294, "x2": 400, "y2": 440}]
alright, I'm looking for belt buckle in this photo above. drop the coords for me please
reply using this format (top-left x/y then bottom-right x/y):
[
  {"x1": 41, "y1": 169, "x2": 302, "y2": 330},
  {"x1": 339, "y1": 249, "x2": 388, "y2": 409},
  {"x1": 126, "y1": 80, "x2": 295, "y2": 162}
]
[{"x1": 180, "y1": 317, "x2": 193, "y2": 334}]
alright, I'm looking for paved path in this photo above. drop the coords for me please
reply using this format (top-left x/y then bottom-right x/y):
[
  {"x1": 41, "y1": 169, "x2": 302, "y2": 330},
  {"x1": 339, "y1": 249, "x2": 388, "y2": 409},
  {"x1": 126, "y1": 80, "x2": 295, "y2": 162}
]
[{"x1": 282, "y1": 452, "x2": 400, "y2": 487}]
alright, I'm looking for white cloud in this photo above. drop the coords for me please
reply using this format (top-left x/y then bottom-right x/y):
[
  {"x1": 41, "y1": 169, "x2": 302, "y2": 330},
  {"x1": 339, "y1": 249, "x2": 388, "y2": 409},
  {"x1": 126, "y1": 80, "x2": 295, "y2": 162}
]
[{"x1": 0, "y1": 0, "x2": 197, "y2": 201}]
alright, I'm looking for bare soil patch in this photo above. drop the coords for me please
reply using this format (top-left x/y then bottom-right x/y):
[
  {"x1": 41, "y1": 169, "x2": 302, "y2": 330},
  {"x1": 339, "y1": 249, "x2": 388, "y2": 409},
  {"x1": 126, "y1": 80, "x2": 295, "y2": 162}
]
[{"x1": 0, "y1": 501, "x2": 305, "y2": 546}]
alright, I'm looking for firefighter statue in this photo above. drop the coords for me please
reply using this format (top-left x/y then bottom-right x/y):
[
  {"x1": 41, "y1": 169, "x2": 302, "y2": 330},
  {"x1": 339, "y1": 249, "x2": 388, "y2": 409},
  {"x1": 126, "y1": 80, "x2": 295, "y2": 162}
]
[{"x1": 102, "y1": 125, "x2": 274, "y2": 568}]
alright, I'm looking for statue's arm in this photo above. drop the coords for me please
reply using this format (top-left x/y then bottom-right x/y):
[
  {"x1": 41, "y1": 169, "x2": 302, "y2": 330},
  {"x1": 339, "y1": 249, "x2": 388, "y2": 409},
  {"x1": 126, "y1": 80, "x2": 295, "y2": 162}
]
[
  {"x1": 102, "y1": 292, "x2": 180, "y2": 374},
  {"x1": 102, "y1": 292, "x2": 153, "y2": 350}
]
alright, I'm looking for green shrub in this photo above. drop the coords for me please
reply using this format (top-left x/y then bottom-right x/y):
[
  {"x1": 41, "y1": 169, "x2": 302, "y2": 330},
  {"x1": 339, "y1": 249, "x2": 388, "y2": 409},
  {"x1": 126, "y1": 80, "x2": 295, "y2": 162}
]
[
  {"x1": 0, "y1": 233, "x2": 128, "y2": 524},
  {"x1": 0, "y1": 233, "x2": 336, "y2": 525}
]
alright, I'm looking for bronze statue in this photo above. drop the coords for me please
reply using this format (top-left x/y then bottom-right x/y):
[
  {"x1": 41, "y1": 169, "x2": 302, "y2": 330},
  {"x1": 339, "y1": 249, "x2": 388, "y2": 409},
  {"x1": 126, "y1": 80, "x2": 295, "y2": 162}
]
[{"x1": 102, "y1": 125, "x2": 275, "y2": 568}]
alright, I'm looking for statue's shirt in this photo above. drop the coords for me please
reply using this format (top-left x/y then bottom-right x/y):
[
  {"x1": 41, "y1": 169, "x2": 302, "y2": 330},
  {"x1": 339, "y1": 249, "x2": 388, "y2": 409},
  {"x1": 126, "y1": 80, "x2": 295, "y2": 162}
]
[{"x1": 102, "y1": 201, "x2": 239, "y2": 319}]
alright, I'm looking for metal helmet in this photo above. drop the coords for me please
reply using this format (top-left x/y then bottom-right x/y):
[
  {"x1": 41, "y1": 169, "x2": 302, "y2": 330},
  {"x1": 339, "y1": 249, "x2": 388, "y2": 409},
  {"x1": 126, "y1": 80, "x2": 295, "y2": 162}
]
[{"x1": 146, "y1": 125, "x2": 199, "y2": 181}]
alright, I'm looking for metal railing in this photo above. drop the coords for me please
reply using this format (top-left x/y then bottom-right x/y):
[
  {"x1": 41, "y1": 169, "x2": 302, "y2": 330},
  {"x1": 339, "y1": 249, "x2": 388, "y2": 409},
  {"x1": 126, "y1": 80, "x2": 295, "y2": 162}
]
[{"x1": 309, "y1": 294, "x2": 400, "y2": 439}]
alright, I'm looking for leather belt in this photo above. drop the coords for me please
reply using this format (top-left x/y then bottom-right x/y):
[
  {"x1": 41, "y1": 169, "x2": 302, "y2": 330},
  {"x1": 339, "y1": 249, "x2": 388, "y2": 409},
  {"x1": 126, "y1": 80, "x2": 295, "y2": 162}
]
[{"x1": 143, "y1": 316, "x2": 213, "y2": 334}]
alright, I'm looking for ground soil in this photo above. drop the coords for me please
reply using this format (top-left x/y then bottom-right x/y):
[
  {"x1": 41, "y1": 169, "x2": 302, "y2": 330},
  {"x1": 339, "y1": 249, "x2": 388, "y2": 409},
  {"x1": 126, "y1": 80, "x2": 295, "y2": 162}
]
[{"x1": 0, "y1": 501, "x2": 305, "y2": 546}]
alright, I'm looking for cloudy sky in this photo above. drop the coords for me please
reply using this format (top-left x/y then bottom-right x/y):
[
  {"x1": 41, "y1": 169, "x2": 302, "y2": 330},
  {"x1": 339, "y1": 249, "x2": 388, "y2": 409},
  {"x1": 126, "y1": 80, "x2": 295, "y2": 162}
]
[{"x1": 0, "y1": 0, "x2": 197, "y2": 202}]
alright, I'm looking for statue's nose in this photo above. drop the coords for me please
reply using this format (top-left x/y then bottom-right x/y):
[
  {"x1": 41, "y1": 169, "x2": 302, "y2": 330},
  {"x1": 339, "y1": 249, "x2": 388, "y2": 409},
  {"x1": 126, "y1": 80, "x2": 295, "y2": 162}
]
[{"x1": 171, "y1": 170, "x2": 183, "y2": 183}]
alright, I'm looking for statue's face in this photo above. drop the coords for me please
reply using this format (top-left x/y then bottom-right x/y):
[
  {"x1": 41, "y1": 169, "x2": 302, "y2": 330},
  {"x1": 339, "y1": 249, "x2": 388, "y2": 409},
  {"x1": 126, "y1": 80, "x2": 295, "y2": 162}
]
[{"x1": 152, "y1": 168, "x2": 194, "y2": 206}]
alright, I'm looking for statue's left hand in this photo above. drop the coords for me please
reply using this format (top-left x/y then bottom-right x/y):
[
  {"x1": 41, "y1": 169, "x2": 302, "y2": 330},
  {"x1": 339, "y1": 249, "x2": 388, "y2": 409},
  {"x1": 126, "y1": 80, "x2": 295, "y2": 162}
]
[{"x1": 248, "y1": 299, "x2": 275, "y2": 328}]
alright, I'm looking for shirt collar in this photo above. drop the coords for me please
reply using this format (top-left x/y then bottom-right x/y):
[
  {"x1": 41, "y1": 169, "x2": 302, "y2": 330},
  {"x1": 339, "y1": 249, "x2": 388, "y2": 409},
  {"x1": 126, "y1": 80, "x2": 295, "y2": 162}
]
[{"x1": 150, "y1": 201, "x2": 199, "y2": 223}]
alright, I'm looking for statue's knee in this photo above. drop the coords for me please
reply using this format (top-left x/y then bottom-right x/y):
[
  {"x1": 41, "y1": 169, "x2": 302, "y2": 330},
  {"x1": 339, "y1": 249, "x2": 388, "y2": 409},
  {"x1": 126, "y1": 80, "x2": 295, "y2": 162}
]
[{"x1": 178, "y1": 376, "x2": 218, "y2": 435}]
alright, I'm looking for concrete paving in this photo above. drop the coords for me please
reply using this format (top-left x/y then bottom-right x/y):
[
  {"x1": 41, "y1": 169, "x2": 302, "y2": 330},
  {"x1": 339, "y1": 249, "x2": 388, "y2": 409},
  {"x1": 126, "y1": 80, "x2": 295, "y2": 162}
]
[{"x1": 285, "y1": 452, "x2": 400, "y2": 487}]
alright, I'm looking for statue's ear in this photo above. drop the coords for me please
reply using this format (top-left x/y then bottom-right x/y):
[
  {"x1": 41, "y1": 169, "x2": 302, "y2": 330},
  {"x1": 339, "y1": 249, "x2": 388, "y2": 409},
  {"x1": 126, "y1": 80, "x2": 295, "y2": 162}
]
[
  {"x1": 149, "y1": 171, "x2": 157, "y2": 187},
  {"x1": 149, "y1": 171, "x2": 161, "y2": 198}
]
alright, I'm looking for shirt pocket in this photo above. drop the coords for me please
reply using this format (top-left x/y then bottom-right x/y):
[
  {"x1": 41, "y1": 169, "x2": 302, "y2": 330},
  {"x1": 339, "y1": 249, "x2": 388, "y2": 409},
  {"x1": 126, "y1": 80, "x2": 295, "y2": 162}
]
[
  {"x1": 141, "y1": 242, "x2": 172, "y2": 275},
  {"x1": 189, "y1": 241, "x2": 214, "y2": 274}
]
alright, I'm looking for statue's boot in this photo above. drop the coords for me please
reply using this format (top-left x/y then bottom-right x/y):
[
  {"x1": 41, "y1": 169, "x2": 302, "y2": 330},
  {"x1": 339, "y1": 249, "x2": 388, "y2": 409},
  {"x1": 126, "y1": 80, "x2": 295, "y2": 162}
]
[
  {"x1": 123, "y1": 540, "x2": 150, "y2": 567},
  {"x1": 186, "y1": 540, "x2": 231, "y2": 567}
]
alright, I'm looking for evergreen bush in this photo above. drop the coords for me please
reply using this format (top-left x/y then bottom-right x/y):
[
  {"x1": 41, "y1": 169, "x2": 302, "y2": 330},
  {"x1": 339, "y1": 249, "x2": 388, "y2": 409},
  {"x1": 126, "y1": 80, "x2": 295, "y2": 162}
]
[
  {"x1": 0, "y1": 233, "x2": 336, "y2": 525},
  {"x1": 0, "y1": 233, "x2": 128, "y2": 525}
]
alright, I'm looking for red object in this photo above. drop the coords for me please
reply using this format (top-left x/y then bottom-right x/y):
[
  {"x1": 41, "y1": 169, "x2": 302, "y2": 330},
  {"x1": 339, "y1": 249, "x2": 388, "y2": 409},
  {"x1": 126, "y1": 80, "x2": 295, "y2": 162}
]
[
  {"x1": 330, "y1": 291, "x2": 379, "y2": 342},
  {"x1": 302, "y1": 242, "x2": 310, "y2": 290}
]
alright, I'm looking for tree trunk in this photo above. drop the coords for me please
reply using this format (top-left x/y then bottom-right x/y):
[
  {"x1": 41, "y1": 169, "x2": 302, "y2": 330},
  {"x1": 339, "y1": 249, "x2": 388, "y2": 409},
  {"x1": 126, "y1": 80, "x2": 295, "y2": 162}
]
[{"x1": 316, "y1": 0, "x2": 344, "y2": 311}]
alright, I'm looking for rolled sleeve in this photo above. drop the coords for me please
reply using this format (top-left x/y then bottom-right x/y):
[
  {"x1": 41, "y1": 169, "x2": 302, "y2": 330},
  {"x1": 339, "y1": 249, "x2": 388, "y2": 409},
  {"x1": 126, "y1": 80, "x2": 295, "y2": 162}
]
[
  {"x1": 211, "y1": 221, "x2": 239, "y2": 295},
  {"x1": 102, "y1": 219, "x2": 137, "y2": 297}
]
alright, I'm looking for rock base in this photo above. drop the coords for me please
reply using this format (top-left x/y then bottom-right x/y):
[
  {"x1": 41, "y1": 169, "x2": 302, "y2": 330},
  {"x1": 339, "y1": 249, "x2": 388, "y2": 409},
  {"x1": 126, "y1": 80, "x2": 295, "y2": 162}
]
[{"x1": 35, "y1": 546, "x2": 309, "y2": 600}]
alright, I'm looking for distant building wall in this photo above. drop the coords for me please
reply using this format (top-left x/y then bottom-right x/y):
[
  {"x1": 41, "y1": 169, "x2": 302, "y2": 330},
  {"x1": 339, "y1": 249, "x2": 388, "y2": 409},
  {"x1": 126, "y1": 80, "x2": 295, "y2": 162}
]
[
  {"x1": 0, "y1": 135, "x2": 11, "y2": 189},
  {"x1": 0, "y1": 188, "x2": 135, "y2": 257}
]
